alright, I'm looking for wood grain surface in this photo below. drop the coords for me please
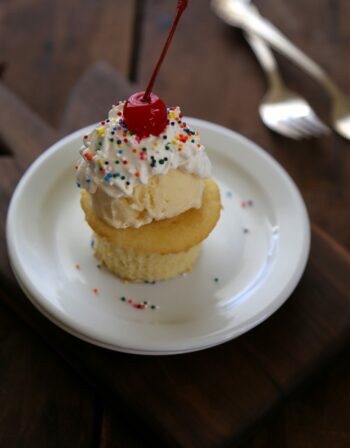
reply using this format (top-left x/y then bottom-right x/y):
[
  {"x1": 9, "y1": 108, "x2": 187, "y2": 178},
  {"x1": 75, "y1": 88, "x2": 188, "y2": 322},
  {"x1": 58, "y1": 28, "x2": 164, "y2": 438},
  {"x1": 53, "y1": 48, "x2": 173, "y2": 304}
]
[
  {"x1": 0, "y1": 297, "x2": 96, "y2": 447},
  {"x1": 0, "y1": 0, "x2": 136, "y2": 126},
  {"x1": 240, "y1": 347, "x2": 350, "y2": 448},
  {"x1": 0, "y1": 0, "x2": 350, "y2": 447}
]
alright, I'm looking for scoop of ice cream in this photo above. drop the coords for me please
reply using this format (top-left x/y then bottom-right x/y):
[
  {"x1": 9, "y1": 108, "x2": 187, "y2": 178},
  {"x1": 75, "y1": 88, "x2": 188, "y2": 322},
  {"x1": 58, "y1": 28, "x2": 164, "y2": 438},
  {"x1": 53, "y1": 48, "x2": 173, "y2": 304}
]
[
  {"x1": 91, "y1": 169, "x2": 204, "y2": 228},
  {"x1": 76, "y1": 102, "x2": 211, "y2": 228}
]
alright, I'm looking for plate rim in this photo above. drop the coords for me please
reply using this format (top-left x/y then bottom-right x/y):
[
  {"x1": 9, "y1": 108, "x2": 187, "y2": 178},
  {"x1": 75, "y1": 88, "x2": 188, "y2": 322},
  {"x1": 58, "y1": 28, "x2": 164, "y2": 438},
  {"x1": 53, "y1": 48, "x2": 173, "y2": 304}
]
[{"x1": 6, "y1": 118, "x2": 311, "y2": 355}]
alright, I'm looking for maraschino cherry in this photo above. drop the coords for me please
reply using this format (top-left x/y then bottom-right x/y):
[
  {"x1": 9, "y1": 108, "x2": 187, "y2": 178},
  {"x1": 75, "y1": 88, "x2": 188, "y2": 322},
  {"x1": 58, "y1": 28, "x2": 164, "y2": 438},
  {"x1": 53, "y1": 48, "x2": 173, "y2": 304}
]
[
  {"x1": 124, "y1": 0, "x2": 188, "y2": 138},
  {"x1": 123, "y1": 91, "x2": 168, "y2": 138}
]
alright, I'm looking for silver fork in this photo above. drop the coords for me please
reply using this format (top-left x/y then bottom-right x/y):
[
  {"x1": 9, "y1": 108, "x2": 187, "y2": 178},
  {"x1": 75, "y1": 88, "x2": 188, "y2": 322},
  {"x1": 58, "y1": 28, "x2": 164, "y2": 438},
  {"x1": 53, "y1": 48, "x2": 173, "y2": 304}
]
[
  {"x1": 246, "y1": 32, "x2": 329, "y2": 139},
  {"x1": 212, "y1": 0, "x2": 329, "y2": 139},
  {"x1": 212, "y1": 0, "x2": 350, "y2": 140}
]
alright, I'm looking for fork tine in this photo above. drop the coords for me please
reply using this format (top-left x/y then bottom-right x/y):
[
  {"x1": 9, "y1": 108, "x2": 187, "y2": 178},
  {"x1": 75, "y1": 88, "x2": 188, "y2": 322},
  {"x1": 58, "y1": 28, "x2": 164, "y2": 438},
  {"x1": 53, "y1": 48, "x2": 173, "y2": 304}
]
[
  {"x1": 268, "y1": 120, "x2": 303, "y2": 140},
  {"x1": 289, "y1": 118, "x2": 316, "y2": 138},
  {"x1": 306, "y1": 113, "x2": 331, "y2": 135},
  {"x1": 260, "y1": 99, "x2": 329, "y2": 140},
  {"x1": 283, "y1": 118, "x2": 315, "y2": 139},
  {"x1": 293, "y1": 115, "x2": 330, "y2": 138},
  {"x1": 287, "y1": 116, "x2": 328, "y2": 139},
  {"x1": 302, "y1": 119, "x2": 329, "y2": 137}
]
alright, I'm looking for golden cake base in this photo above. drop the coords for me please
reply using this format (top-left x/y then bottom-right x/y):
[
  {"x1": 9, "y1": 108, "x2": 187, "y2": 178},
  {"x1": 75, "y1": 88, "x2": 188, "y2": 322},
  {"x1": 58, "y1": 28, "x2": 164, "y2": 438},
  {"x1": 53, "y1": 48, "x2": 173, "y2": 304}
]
[{"x1": 93, "y1": 233, "x2": 201, "y2": 282}]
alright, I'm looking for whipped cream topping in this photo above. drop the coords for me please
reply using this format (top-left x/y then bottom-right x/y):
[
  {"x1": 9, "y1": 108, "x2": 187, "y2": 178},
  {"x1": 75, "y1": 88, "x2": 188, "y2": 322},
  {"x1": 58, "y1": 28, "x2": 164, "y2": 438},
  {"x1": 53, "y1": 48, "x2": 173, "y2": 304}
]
[{"x1": 76, "y1": 102, "x2": 211, "y2": 199}]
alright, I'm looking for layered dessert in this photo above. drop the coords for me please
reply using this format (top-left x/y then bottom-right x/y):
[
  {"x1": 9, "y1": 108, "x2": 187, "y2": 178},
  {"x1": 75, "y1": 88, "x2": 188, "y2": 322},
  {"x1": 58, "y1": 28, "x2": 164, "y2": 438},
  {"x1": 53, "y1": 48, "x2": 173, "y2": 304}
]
[{"x1": 76, "y1": 102, "x2": 221, "y2": 281}]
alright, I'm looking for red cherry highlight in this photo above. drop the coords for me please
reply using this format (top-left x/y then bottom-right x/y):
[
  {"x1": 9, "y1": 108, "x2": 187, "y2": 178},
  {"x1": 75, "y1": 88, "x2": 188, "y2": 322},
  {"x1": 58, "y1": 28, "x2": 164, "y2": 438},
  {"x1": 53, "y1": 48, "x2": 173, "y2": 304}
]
[{"x1": 123, "y1": 92, "x2": 168, "y2": 138}]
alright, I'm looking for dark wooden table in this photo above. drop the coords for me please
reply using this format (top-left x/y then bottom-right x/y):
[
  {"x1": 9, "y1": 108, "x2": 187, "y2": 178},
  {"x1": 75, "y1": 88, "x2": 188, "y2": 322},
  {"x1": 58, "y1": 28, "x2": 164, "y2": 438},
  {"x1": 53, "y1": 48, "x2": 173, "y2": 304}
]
[{"x1": 0, "y1": 1, "x2": 350, "y2": 447}]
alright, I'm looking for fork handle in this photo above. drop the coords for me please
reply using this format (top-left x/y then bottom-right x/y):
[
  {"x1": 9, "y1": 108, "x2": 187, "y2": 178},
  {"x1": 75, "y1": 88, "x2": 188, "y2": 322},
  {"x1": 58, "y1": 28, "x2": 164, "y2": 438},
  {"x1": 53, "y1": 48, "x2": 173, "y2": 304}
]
[
  {"x1": 245, "y1": 32, "x2": 284, "y2": 90},
  {"x1": 230, "y1": 3, "x2": 342, "y2": 99}
]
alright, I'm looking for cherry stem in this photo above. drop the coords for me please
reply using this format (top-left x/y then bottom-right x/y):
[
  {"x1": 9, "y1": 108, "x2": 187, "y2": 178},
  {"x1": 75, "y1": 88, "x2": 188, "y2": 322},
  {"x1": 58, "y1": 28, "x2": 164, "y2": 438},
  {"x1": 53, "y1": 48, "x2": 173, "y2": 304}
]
[{"x1": 143, "y1": 0, "x2": 188, "y2": 103}]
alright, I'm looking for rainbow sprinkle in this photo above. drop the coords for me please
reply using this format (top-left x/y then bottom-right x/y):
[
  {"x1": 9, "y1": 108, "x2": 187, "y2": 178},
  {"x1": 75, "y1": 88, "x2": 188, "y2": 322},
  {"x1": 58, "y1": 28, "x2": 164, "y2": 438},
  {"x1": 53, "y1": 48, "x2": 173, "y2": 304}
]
[
  {"x1": 120, "y1": 297, "x2": 159, "y2": 311},
  {"x1": 241, "y1": 199, "x2": 254, "y2": 208},
  {"x1": 76, "y1": 105, "x2": 205, "y2": 196}
]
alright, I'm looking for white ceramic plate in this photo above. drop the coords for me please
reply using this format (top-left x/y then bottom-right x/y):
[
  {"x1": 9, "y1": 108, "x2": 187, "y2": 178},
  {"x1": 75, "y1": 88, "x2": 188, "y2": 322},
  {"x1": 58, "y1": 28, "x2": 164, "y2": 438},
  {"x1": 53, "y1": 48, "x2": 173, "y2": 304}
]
[{"x1": 6, "y1": 119, "x2": 310, "y2": 355}]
